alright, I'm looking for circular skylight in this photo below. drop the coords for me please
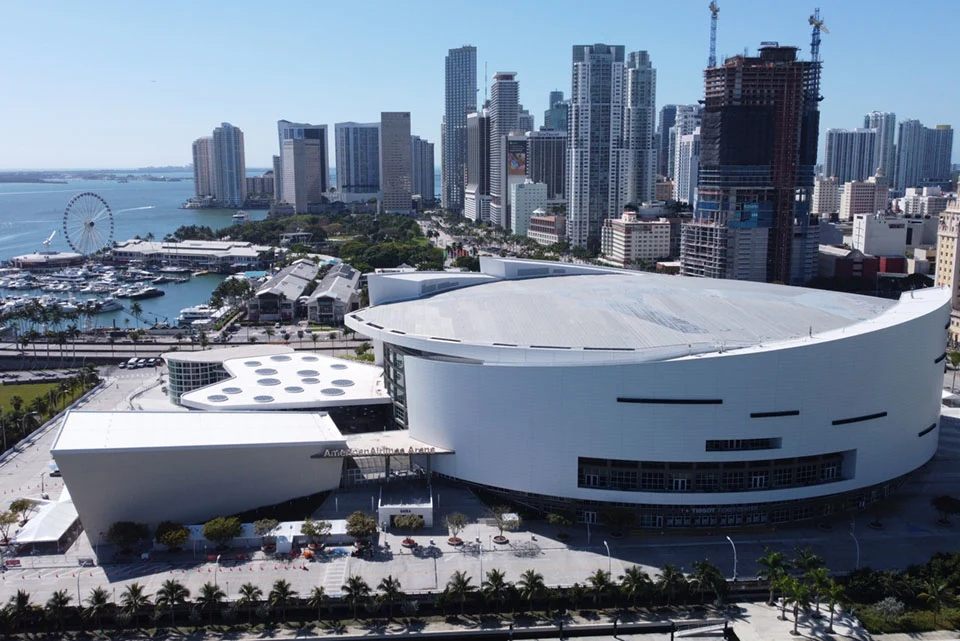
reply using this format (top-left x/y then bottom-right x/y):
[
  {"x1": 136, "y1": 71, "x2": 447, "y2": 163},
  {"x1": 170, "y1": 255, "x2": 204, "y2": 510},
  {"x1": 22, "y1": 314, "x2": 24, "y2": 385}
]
[
  {"x1": 302, "y1": 377, "x2": 320, "y2": 384},
  {"x1": 270, "y1": 355, "x2": 293, "y2": 362},
  {"x1": 285, "y1": 386, "x2": 304, "y2": 393},
  {"x1": 302, "y1": 356, "x2": 319, "y2": 362},
  {"x1": 331, "y1": 379, "x2": 354, "y2": 387},
  {"x1": 330, "y1": 364, "x2": 348, "y2": 370},
  {"x1": 207, "y1": 394, "x2": 228, "y2": 402},
  {"x1": 255, "y1": 368, "x2": 278, "y2": 376},
  {"x1": 244, "y1": 360, "x2": 262, "y2": 367},
  {"x1": 297, "y1": 369, "x2": 319, "y2": 377},
  {"x1": 321, "y1": 387, "x2": 346, "y2": 396},
  {"x1": 253, "y1": 395, "x2": 274, "y2": 403},
  {"x1": 257, "y1": 378, "x2": 281, "y2": 386},
  {"x1": 222, "y1": 387, "x2": 242, "y2": 394}
]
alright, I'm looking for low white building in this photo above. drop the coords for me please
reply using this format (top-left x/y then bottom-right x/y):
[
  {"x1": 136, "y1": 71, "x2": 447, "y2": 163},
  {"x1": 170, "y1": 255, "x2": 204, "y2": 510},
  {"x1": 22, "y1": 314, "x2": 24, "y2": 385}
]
[
  {"x1": 900, "y1": 187, "x2": 950, "y2": 218},
  {"x1": 852, "y1": 213, "x2": 907, "y2": 257},
  {"x1": 306, "y1": 263, "x2": 361, "y2": 324},
  {"x1": 247, "y1": 258, "x2": 320, "y2": 323},
  {"x1": 600, "y1": 206, "x2": 671, "y2": 267},
  {"x1": 112, "y1": 239, "x2": 272, "y2": 269},
  {"x1": 509, "y1": 180, "x2": 548, "y2": 236}
]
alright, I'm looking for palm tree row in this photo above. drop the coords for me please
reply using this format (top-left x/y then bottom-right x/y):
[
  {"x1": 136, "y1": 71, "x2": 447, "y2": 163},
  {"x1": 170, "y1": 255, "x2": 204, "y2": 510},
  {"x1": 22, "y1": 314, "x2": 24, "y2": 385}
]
[{"x1": 756, "y1": 545, "x2": 848, "y2": 635}]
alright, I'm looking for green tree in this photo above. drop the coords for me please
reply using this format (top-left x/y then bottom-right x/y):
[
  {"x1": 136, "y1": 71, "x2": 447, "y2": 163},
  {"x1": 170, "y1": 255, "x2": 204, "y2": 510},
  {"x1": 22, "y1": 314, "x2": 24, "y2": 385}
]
[
  {"x1": 656, "y1": 564, "x2": 687, "y2": 606},
  {"x1": 45, "y1": 589, "x2": 72, "y2": 632},
  {"x1": 106, "y1": 521, "x2": 150, "y2": 553},
  {"x1": 253, "y1": 518, "x2": 279, "y2": 546},
  {"x1": 948, "y1": 350, "x2": 960, "y2": 391},
  {"x1": 300, "y1": 518, "x2": 332, "y2": 546},
  {"x1": 154, "y1": 521, "x2": 190, "y2": 551},
  {"x1": 517, "y1": 569, "x2": 545, "y2": 611},
  {"x1": 690, "y1": 559, "x2": 727, "y2": 604},
  {"x1": 568, "y1": 582, "x2": 587, "y2": 611},
  {"x1": 546, "y1": 511, "x2": 574, "y2": 539},
  {"x1": 345, "y1": 510, "x2": 377, "y2": 541},
  {"x1": 196, "y1": 581, "x2": 225, "y2": 625},
  {"x1": 481, "y1": 568, "x2": 512, "y2": 612},
  {"x1": 756, "y1": 547, "x2": 792, "y2": 605},
  {"x1": 919, "y1": 576, "x2": 953, "y2": 627},
  {"x1": 446, "y1": 570, "x2": 475, "y2": 615},
  {"x1": 443, "y1": 512, "x2": 469, "y2": 541},
  {"x1": 341, "y1": 575, "x2": 371, "y2": 619},
  {"x1": 490, "y1": 505, "x2": 520, "y2": 538},
  {"x1": 619, "y1": 565, "x2": 652, "y2": 608},
  {"x1": 587, "y1": 569, "x2": 614, "y2": 606},
  {"x1": 377, "y1": 575, "x2": 403, "y2": 619},
  {"x1": 793, "y1": 545, "x2": 825, "y2": 573},
  {"x1": 120, "y1": 582, "x2": 151, "y2": 628},
  {"x1": 806, "y1": 567, "x2": 830, "y2": 616},
  {"x1": 129, "y1": 301, "x2": 143, "y2": 329},
  {"x1": 824, "y1": 579, "x2": 846, "y2": 633},
  {"x1": 307, "y1": 586, "x2": 327, "y2": 621},
  {"x1": 268, "y1": 579, "x2": 298, "y2": 623},
  {"x1": 237, "y1": 583, "x2": 262, "y2": 624},
  {"x1": 784, "y1": 576, "x2": 811, "y2": 635},
  {"x1": 155, "y1": 579, "x2": 190, "y2": 628},
  {"x1": 0, "y1": 511, "x2": 17, "y2": 543},
  {"x1": 7, "y1": 589, "x2": 32, "y2": 630},
  {"x1": 202, "y1": 516, "x2": 242, "y2": 548},
  {"x1": 84, "y1": 586, "x2": 111, "y2": 631},
  {"x1": 9, "y1": 498, "x2": 36, "y2": 523}
]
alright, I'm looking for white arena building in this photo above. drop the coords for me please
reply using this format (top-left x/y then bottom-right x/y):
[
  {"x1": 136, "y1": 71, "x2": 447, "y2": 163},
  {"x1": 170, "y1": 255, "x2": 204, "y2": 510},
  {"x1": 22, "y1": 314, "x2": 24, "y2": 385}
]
[{"x1": 342, "y1": 258, "x2": 951, "y2": 528}]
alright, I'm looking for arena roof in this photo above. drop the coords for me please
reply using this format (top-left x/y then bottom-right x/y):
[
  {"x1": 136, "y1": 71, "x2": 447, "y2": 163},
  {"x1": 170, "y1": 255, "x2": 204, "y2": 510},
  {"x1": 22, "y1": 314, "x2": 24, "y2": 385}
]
[
  {"x1": 179, "y1": 352, "x2": 389, "y2": 410},
  {"x1": 163, "y1": 344, "x2": 293, "y2": 364},
  {"x1": 351, "y1": 266, "x2": 901, "y2": 354},
  {"x1": 51, "y1": 411, "x2": 344, "y2": 453}
]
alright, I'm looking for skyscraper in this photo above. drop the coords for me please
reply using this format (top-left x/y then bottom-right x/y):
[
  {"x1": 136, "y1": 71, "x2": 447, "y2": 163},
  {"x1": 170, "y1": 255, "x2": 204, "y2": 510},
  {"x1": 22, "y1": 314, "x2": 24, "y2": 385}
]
[
  {"x1": 526, "y1": 129, "x2": 567, "y2": 202},
  {"x1": 824, "y1": 128, "x2": 878, "y2": 184},
  {"x1": 334, "y1": 122, "x2": 380, "y2": 194},
  {"x1": 567, "y1": 44, "x2": 626, "y2": 249},
  {"x1": 624, "y1": 50, "x2": 657, "y2": 206},
  {"x1": 517, "y1": 105, "x2": 535, "y2": 133},
  {"x1": 464, "y1": 109, "x2": 490, "y2": 222},
  {"x1": 657, "y1": 105, "x2": 678, "y2": 178},
  {"x1": 681, "y1": 45, "x2": 820, "y2": 284},
  {"x1": 211, "y1": 123, "x2": 246, "y2": 208},
  {"x1": 894, "y1": 120, "x2": 954, "y2": 191},
  {"x1": 669, "y1": 105, "x2": 702, "y2": 182},
  {"x1": 276, "y1": 120, "x2": 329, "y2": 210},
  {"x1": 674, "y1": 127, "x2": 700, "y2": 206},
  {"x1": 543, "y1": 90, "x2": 568, "y2": 132},
  {"x1": 410, "y1": 135, "x2": 435, "y2": 202},
  {"x1": 442, "y1": 46, "x2": 477, "y2": 213},
  {"x1": 380, "y1": 112, "x2": 412, "y2": 214},
  {"x1": 923, "y1": 125, "x2": 953, "y2": 187},
  {"x1": 191, "y1": 136, "x2": 214, "y2": 198},
  {"x1": 488, "y1": 72, "x2": 520, "y2": 229},
  {"x1": 271, "y1": 155, "x2": 281, "y2": 201},
  {"x1": 864, "y1": 112, "x2": 896, "y2": 179}
]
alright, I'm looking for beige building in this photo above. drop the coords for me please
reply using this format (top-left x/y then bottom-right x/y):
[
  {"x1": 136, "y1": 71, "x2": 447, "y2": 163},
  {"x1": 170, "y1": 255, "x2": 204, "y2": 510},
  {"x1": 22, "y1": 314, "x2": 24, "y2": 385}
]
[
  {"x1": 936, "y1": 202, "x2": 960, "y2": 346},
  {"x1": 527, "y1": 210, "x2": 566, "y2": 246},
  {"x1": 380, "y1": 112, "x2": 413, "y2": 214},
  {"x1": 600, "y1": 206, "x2": 671, "y2": 267},
  {"x1": 812, "y1": 176, "x2": 840, "y2": 215},
  {"x1": 839, "y1": 176, "x2": 888, "y2": 221}
]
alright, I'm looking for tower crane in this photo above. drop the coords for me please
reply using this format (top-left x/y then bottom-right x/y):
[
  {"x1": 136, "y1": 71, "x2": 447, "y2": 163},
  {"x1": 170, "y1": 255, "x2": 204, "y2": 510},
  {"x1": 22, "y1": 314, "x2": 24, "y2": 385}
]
[
  {"x1": 708, "y1": 1, "x2": 720, "y2": 68},
  {"x1": 808, "y1": 9, "x2": 828, "y2": 103}
]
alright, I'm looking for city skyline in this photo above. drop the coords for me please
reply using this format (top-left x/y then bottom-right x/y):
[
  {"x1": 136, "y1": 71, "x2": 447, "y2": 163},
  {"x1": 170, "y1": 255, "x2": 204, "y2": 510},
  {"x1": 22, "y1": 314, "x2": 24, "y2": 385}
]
[{"x1": 1, "y1": 0, "x2": 959, "y2": 170}]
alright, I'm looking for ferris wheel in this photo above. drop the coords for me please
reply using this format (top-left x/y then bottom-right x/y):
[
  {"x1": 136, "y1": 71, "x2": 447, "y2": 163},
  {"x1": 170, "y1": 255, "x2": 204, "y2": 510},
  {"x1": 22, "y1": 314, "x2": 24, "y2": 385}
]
[{"x1": 62, "y1": 192, "x2": 114, "y2": 255}]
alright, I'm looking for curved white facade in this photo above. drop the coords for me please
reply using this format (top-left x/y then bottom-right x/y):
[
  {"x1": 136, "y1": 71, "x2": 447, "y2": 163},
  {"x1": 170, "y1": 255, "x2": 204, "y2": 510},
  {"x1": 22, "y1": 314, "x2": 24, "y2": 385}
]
[{"x1": 347, "y1": 259, "x2": 951, "y2": 527}]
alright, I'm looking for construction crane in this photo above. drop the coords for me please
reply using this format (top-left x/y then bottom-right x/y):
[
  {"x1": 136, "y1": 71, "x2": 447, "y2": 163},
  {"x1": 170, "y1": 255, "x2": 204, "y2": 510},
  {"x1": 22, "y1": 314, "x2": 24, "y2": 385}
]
[
  {"x1": 708, "y1": 1, "x2": 720, "y2": 68},
  {"x1": 41, "y1": 230, "x2": 56, "y2": 249},
  {"x1": 808, "y1": 8, "x2": 828, "y2": 103}
]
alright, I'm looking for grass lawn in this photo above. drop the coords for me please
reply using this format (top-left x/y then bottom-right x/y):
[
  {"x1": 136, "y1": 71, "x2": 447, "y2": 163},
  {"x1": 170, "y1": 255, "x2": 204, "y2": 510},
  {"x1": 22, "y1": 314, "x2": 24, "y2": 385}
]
[{"x1": 0, "y1": 382, "x2": 60, "y2": 412}]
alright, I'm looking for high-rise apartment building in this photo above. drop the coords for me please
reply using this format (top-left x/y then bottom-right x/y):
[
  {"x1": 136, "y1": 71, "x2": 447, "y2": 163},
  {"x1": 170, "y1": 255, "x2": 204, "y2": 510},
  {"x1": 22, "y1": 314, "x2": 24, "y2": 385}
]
[
  {"x1": 670, "y1": 105, "x2": 702, "y2": 182},
  {"x1": 379, "y1": 112, "x2": 412, "y2": 214},
  {"x1": 543, "y1": 90, "x2": 568, "y2": 132},
  {"x1": 812, "y1": 176, "x2": 841, "y2": 215},
  {"x1": 509, "y1": 180, "x2": 548, "y2": 236},
  {"x1": 895, "y1": 120, "x2": 954, "y2": 191},
  {"x1": 442, "y1": 46, "x2": 477, "y2": 212},
  {"x1": 681, "y1": 45, "x2": 819, "y2": 284},
  {"x1": 488, "y1": 72, "x2": 520, "y2": 229},
  {"x1": 334, "y1": 122, "x2": 380, "y2": 194},
  {"x1": 211, "y1": 123, "x2": 246, "y2": 208},
  {"x1": 864, "y1": 112, "x2": 896, "y2": 179},
  {"x1": 624, "y1": 50, "x2": 657, "y2": 206},
  {"x1": 674, "y1": 127, "x2": 700, "y2": 206},
  {"x1": 410, "y1": 135, "x2": 435, "y2": 202},
  {"x1": 657, "y1": 105, "x2": 678, "y2": 178},
  {"x1": 824, "y1": 128, "x2": 878, "y2": 184},
  {"x1": 526, "y1": 129, "x2": 567, "y2": 202},
  {"x1": 276, "y1": 120, "x2": 328, "y2": 210},
  {"x1": 191, "y1": 136, "x2": 214, "y2": 198},
  {"x1": 271, "y1": 155, "x2": 281, "y2": 201},
  {"x1": 568, "y1": 44, "x2": 630, "y2": 249},
  {"x1": 464, "y1": 109, "x2": 491, "y2": 222},
  {"x1": 518, "y1": 105, "x2": 535, "y2": 133},
  {"x1": 923, "y1": 125, "x2": 954, "y2": 187}
]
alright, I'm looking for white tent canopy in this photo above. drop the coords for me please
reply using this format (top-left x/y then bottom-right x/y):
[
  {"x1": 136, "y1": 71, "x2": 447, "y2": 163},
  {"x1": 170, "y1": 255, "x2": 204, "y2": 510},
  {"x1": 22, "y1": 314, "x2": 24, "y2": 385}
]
[{"x1": 13, "y1": 500, "x2": 78, "y2": 545}]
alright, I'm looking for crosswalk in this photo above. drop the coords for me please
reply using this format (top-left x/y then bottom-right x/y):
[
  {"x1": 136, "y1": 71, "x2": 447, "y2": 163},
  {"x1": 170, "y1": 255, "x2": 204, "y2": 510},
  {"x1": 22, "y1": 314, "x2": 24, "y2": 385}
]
[{"x1": 321, "y1": 555, "x2": 349, "y2": 597}]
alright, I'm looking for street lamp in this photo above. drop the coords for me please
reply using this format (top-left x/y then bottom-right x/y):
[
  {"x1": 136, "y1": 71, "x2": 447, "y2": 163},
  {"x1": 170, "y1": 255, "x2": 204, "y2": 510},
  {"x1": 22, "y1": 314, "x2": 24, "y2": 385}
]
[
  {"x1": 726, "y1": 536, "x2": 738, "y2": 582},
  {"x1": 214, "y1": 554, "x2": 221, "y2": 587},
  {"x1": 20, "y1": 411, "x2": 38, "y2": 440},
  {"x1": 849, "y1": 529, "x2": 860, "y2": 570},
  {"x1": 40, "y1": 472, "x2": 45, "y2": 499},
  {"x1": 603, "y1": 540, "x2": 611, "y2": 575}
]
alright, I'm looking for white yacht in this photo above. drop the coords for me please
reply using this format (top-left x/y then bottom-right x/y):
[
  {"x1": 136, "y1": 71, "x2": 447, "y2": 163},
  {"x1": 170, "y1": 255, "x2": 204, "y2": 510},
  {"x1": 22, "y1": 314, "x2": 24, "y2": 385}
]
[
  {"x1": 177, "y1": 304, "x2": 217, "y2": 325},
  {"x1": 232, "y1": 210, "x2": 251, "y2": 224}
]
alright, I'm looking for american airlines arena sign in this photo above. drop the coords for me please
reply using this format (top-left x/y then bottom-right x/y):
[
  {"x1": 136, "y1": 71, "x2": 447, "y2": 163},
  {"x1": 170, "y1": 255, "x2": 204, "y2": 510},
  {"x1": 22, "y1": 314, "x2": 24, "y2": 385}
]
[{"x1": 316, "y1": 446, "x2": 440, "y2": 458}]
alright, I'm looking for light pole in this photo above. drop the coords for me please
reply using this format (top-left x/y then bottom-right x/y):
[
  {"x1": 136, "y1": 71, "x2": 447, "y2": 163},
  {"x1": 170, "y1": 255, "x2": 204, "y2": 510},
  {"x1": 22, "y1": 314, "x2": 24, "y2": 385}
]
[
  {"x1": 20, "y1": 411, "x2": 38, "y2": 441},
  {"x1": 40, "y1": 472, "x2": 45, "y2": 498},
  {"x1": 849, "y1": 529, "x2": 860, "y2": 570},
  {"x1": 603, "y1": 540, "x2": 611, "y2": 575},
  {"x1": 214, "y1": 554, "x2": 221, "y2": 588},
  {"x1": 725, "y1": 536, "x2": 738, "y2": 582}
]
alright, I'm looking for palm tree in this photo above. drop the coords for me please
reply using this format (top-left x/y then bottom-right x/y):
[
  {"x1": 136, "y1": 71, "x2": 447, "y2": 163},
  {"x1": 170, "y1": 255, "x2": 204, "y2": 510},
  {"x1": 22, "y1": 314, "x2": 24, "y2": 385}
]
[
  {"x1": 656, "y1": 564, "x2": 687, "y2": 606},
  {"x1": 824, "y1": 579, "x2": 846, "y2": 633},
  {"x1": 155, "y1": 579, "x2": 190, "y2": 628},
  {"x1": 377, "y1": 576, "x2": 403, "y2": 619},
  {"x1": 307, "y1": 586, "x2": 327, "y2": 622},
  {"x1": 8, "y1": 589, "x2": 32, "y2": 630},
  {"x1": 516, "y1": 569, "x2": 545, "y2": 611},
  {"x1": 9, "y1": 395, "x2": 23, "y2": 413},
  {"x1": 619, "y1": 565, "x2": 652, "y2": 609},
  {"x1": 341, "y1": 575, "x2": 371, "y2": 619},
  {"x1": 196, "y1": 582, "x2": 225, "y2": 625},
  {"x1": 120, "y1": 582, "x2": 151, "y2": 628},
  {"x1": 919, "y1": 576, "x2": 952, "y2": 627},
  {"x1": 130, "y1": 302, "x2": 143, "y2": 329},
  {"x1": 265, "y1": 327, "x2": 275, "y2": 344},
  {"x1": 587, "y1": 569, "x2": 614, "y2": 606},
  {"x1": 793, "y1": 545, "x2": 824, "y2": 573},
  {"x1": 784, "y1": 576, "x2": 811, "y2": 635},
  {"x1": 948, "y1": 351, "x2": 960, "y2": 391},
  {"x1": 481, "y1": 568, "x2": 512, "y2": 613},
  {"x1": 806, "y1": 567, "x2": 830, "y2": 616},
  {"x1": 237, "y1": 583, "x2": 262, "y2": 624},
  {"x1": 774, "y1": 575, "x2": 794, "y2": 620},
  {"x1": 310, "y1": 333, "x2": 319, "y2": 352},
  {"x1": 268, "y1": 579, "x2": 297, "y2": 623},
  {"x1": 45, "y1": 589, "x2": 72, "y2": 631},
  {"x1": 84, "y1": 586, "x2": 111, "y2": 631},
  {"x1": 690, "y1": 559, "x2": 725, "y2": 604},
  {"x1": 756, "y1": 547, "x2": 792, "y2": 605},
  {"x1": 446, "y1": 570, "x2": 475, "y2": 615}
]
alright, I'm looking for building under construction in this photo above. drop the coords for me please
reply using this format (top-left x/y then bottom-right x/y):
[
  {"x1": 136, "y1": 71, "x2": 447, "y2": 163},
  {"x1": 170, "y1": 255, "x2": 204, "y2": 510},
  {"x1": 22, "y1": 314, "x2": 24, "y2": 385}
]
[{"x1": 681, "y1": 44, "x2": 820, "y2": 284}]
